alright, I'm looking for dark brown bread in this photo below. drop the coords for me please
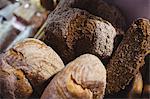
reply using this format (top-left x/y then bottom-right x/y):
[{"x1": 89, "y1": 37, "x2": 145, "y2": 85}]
[
  {"x1": 44, "y1": 0, "x2": 127, "y2": 64},
  {"x1": 70, "y1": 0, "x2": 126, "y2": 35},
  {"x1": 41, "y1": 54, "x2": 106, "y2": 99},
  {"x1": 0, "y1": 38, "x2": 65, "y2": 98},
  {"x1": 106, "y1": 18, "x2": 150, "y2": 94},
  {"x1": 45, "y1": 8, "x2": 116, "y2": 64},
  {"x1": 40, "y1": 0, "x2": 59, "y2": 11}
]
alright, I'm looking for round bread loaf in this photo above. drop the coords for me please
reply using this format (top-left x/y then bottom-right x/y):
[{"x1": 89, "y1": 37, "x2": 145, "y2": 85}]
[
  {"x1": 0, "y1": 38, "x2": 65, "y2": 98},
  {"x1": 41, "y1": 54, "x2": 106, "y2": 99}
]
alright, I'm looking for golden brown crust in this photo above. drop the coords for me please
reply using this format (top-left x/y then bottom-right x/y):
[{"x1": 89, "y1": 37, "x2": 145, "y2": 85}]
[
  {"x1": 41, "y1": 54, "x2": 106, "y2": 99},
  {"x1": 0, "y1": 54, "x2": 33, "y2": 99},
  {"x1": 128, "y1": 72, "x2": 143, "y2": 98},
  {"x1": 0, "y1": 38, "x2": 65, "y2": 98}
]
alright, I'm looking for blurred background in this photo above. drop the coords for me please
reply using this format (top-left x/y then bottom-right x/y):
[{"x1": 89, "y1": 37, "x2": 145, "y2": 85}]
[{"x1": 0, "y1": 0, "x2": 60, "y2": 53}]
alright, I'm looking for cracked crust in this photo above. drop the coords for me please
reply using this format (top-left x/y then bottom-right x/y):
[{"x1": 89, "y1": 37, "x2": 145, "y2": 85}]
[
  {"x1": 106, "y1": 18, "x2": 150, "y2": 94},
  {"x1": 0, "y1": 38, "x2": 65, "y2": 98},
  {"x1": 41, "y1": 54, "x2": 106, "y2": 99},
  {"x1": 0, "y1": 54, "x2": 33, "y2": 99}
]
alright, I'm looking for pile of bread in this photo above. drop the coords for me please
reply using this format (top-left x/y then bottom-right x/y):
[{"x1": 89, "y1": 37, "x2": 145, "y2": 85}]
[{"x1": 0, "y1": 0, "x2": 149, "y2": 99}]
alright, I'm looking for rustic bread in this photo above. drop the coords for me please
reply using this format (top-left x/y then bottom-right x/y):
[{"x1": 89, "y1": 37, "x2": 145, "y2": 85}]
[
  {"x1": 0, "y1": 38, "x2": 65, "y2": 98},
  {"x1": 106, "y1": 18, "x2": 150, "y2": 94},
  {"x1": 41, "y1": 54, "x2": 106, "y2": 99}
]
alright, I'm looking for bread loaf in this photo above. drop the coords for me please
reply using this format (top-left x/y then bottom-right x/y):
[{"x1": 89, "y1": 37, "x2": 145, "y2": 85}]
[
  {"x1": 0, "y1": 38, "x2": 65, "y2": 98},
  {"x1": 41, "y1": 54, "x2": 106, "y2": 99},
  {"x1": 106, "y1": 18, "x2": 150, "y2": 94}
]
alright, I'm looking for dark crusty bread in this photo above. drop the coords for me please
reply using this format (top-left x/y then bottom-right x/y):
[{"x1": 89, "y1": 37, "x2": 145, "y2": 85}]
[
  {"x1": 56, "y1": 0, "x2": 126, "y2": 35},
  {"x1": 44, "y1": 7, "x2": 116, "y2": 64},
  {"x1": 41, "y1": 54, "x2": 106, "y2": 99},
  {"x1": 44, "y1": 0, "x2": 127, "y2": 64},
  {"x1": 106, "y1": 18, "x2": 150, "y2": 94},
  {"x1": 73, "y1": 0, "x2": 126, "y2": 35}
]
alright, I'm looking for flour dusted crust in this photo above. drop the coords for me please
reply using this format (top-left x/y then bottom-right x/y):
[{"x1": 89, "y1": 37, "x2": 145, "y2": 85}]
[{"x1": 45, "y1": 7, "x2": 116, "y2": 64}]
